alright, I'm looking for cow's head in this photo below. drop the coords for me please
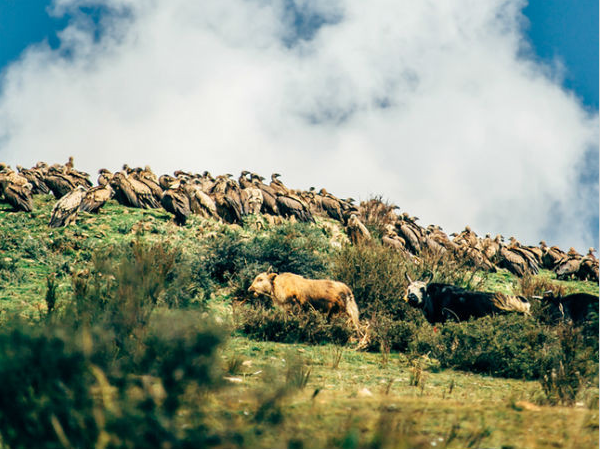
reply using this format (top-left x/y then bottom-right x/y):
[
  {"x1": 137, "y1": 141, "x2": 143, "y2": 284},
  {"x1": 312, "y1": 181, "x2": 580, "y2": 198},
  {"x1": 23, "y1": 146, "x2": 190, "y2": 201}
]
[
  {"x1": 403, "y1": 273, "x2": 432, "y2": 308},
  {"x1": 248, "y1": 271, "x2": 277, "y2": 297}
]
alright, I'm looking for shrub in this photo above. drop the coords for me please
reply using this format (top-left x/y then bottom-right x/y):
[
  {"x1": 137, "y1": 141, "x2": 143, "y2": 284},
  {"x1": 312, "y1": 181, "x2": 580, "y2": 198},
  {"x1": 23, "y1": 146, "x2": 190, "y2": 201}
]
[
  {"x1": 0, "y1": 313, "x2": 225, "y2": 449},
  {"x1": 67, "y1": 239, "x2": 202, "y2": 355},
  {"x1": 539, "y1": 324, "x2": 598, "y2": 405},
  {"x1": 330, "y1": 243, "x2": 413, "y2": 320},
  {"x1": 411, "y1": 315, "x2": 562, "y2": 379},
  {"x1": 236, "y1": 305, "x2": 354, "y2": 346}
]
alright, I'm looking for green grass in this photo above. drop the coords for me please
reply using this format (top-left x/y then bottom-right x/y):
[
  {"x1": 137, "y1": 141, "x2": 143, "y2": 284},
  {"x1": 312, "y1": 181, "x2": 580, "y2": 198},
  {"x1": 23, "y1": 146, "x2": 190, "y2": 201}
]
[
  {"x1": 0, "y1": 194, "x2": 598, "y2": 448},
  {"x1": 214, "y1": 336, "x2": 598, "y2": 449}
]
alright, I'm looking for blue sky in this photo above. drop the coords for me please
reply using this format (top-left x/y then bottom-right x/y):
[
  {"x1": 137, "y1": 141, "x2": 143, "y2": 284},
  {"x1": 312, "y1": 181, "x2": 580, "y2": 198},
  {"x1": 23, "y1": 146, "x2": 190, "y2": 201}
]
[{"x1": 0, "y1": 1, "x2": 597, "y2": 251}]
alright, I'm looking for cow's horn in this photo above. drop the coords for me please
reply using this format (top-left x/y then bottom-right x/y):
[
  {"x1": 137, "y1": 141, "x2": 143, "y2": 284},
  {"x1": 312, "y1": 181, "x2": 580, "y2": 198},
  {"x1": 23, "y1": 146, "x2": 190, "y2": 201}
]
[
  {"x1": 266, "y1": 266, "x2": 273, "y2": 274},
  {"x1": 405, "y1": 273, "x2": 413, "y2": 284},
  {"x1": 422, "y1": 272, "x2": 433, "y2": 283}
]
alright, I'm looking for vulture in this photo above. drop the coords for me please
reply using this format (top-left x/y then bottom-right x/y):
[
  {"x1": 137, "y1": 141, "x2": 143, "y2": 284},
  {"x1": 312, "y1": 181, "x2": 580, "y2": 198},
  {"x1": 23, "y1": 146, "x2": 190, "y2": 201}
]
[
  {"x1": 459, "y1": 245, "x2": 496, "y2": 272},
  {"x1": 79, "y1": 184, "x2": 114, "y2": 214},
  {"x1": 506, "y1": 238, "x2": 539, "y2": 275},
  {"x1": 211, "y1": 175, "x2": 247, "y2": 219},
  {"x1": 2, "y1": 182, "x2": 34, "y2": 212},
  {"x1": 184, "y1": 182, "x2": 219, "y2": 219},
  {"x1": 97, "y1": 169, "x2": 113, "y2": 187},
  {"x1": 540, "y1": 241, "x2": 566, "y2": 270},
  {"x1": 381, "y1": 224, "x2": 407, "y2": 252},
  {"x1": 213, "y1": 191, "x2": 243, "y2": 224},
  {"x1": 269, "y1": 173, "x2": 289, "y2": 195},
  {"x1": 319, "y1": 189, "x2": 344, "y2": 222},
  {"x1": 554, "y1": 248, "x2": 582, "y2": 280},
  {"x1": 426, "y1": 225, "x2": 458, "y2": 252},
  {"x1": 395, "y1": 215, "x2": 423, "y2": 254},
  {"x1": 577, "y1": 248, "x2": 599, "y2": 282},
  {"x1": 110, "y1": 172, "x2": 160, "y2": 209},
  {"x1": 498, "y1": 245, "x2": 531, "y2": 277},
  {"x1": 251, "y1": 173, "x2": 279, "y2": 215},
  {"x1": 159, "y1": 174, "x2": 178, "y2": 191},
  {"x1": 238, "y1": 171, "x2": 253, "y2": 189},
  {"x1": 132, "y1": 168, "x2": 163, "y2": 201},
  {"x1": 242, "y1": 185, "x2": 264, "y2": 215},
  {"x1": 161, "y1": 183, "x2": 191, "y2": 226},
  {"x1": 0, "y1": 169, "x2": 34, "y2": 212},
  {"x1": 481, "y1": 234, "x2": 502, "y2": 261},
  {"x1": 49, "y1": 186, "x2": 87, "y2": 228},
  {"x1": 276, "y1": 193, "x2": 314, "y2": 223},
  {"x1": 16, "y1": 165, "x2": 49, "y2": 194},
  {"x1": 453, "y1": 226, "x2": 480, "y2": 249},
  {"x1": 346, "y1": 214, "x2": 371, "y2": 245},
  {"x1": 45, "y1": 166, "x2": 80, "y2": 199}
]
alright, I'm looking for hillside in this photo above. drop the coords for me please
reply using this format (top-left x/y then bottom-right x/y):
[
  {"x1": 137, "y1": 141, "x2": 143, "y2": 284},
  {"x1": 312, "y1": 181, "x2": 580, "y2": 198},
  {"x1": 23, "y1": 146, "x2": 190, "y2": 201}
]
[{"x1": 0, "y1": 193, "x2": 598, "y2": 449}]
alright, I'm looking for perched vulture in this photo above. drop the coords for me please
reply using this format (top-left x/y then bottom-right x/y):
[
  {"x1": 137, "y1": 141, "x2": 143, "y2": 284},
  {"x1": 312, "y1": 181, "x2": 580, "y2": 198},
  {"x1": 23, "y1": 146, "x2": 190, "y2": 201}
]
[
  {"x1": 276, "y1": 194, "x2": 314, "y2": 223},
  {"x1": 111, "y1": 172, "x2": 160, "y2": 209},
  {"x1": 269, "y1": 173, "x2": 289, "y2": 195},
  {"x1": 346, "y1": 214, "x2": 371, "y2": 245},
  {"x1": 16, "y1": 165, "x2": 49, "y2": 194},
  {"x1": 184, "y1": 182, "x2": 219, "y2": 219},
  {"x1": 498, "y1": 246, "x2": 530, "y2": 277},
  {"x1": 242, "y1": 186, "x2": 264, "y2": 215},
  {"x1": 540, "y1": 241, "x2": 566, "y2": 270},
  {"x1": 212, "y1": 175, "x2": 247, "y2": 217},
  {"x1": 213, "y1": 191, "x2": 243, "y2": 224},
  {"x1": 577, "y1": 248, "x2": 599, "y2": 282},
  {"x1": 554, "y1": 248, "x2": 582, "y2": 280},
  {"x1": 382, "y1": 225, "x2": 406, "y2": 252},
  {"x1": 159, "y1": 174, "x2": 178, "y2": 191},
  {"x1": 506, "y1": 239, "x2": 539, "y2": 275},
  {"x1": 132, "y1": 168, "x2": 163, "y2": 201},
  {"x1": 45, "y1": 166, "x2": 79, "y2": 199},
  {"x1": 319, "y1": 189, "x2": 344, "y2": 222},
  {"x1": 49, "y1": 186, "x2": 87, "y2": 228},
  {"x1": 395, "y1": 216, "x2": 423, "y2": 254},
  {"x1": 2, "y1": 182, "x2": 34, "y2": 212},
  {"x1": 79, "y1": 184, "x2": 114, "y2": 214},
  {"x1": 481, "y1": 234, "x2": 502, "y2": 261},
  {"x1": 161, "y1": 184, "x2": 191, "y2": 226},
  {"x1": 251, "y1": 174, "x2": 279, "y2": 215},
  {"x1": 97, "y1": 169, "x2": 113, "y2": 187}
]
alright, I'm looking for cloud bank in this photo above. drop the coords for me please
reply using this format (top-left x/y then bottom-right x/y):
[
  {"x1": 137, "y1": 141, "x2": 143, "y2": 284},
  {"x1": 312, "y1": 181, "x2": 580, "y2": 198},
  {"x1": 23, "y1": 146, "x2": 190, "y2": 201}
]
[{"x1": 0, "y1": 0, "x2": 597, "y2": 250}]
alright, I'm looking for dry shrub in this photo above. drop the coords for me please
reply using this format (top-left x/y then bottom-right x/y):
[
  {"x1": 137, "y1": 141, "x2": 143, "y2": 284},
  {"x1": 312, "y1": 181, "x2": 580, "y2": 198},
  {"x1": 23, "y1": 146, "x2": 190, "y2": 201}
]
[
  {"x1": 235, "y1": 305, "x2": 354, "y2": 346},
  {"x1": 358, "y1": 195, "x2": 399, "y2": 238},
  {"x1": 415, "y1": 248, "x2": 486, "y2": 291},
  {"x1": 517, "y1": 273, "x2": 566, "y2": 298},
  {"x1": 330, "y1": 243, "x2": 414, "y2": 320}
]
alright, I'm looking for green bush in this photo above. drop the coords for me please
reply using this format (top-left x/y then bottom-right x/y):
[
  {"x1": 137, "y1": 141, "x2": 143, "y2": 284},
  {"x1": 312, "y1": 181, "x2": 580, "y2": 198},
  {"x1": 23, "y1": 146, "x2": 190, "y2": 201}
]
[
  {"x1": 330, "y1": 243, "x2": 413, "y2": 320},
  {"x1": 409, "y1": 315, "x2": 566, "y2": 379},
  {"x1": 66, "y1": 239, "x2": 203, "y2": 356},
  {"x1": 236, "y1": 305, "x2": 354, "y2": 346}
]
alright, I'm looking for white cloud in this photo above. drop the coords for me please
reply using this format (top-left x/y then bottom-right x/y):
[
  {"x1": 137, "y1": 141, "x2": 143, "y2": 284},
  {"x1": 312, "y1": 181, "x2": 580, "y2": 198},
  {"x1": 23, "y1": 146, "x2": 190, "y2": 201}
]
[{"x1": 0, "y1": 0, "x2": 597, "y2": 250}]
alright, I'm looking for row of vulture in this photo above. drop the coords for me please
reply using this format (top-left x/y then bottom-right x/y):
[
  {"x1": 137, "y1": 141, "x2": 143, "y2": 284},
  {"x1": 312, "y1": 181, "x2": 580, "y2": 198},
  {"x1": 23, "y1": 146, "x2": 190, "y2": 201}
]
[{"x1": 0, "y1": 159, "x2": 597, "y2": 282}]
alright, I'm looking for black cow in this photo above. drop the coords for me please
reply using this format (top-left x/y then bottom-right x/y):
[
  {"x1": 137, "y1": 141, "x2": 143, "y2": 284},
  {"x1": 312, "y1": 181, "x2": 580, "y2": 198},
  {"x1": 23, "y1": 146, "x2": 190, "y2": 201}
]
[
  {"x1": 542, "y1": 291, "x2": 599, "y2": 324},
  {"x1": 403, "y1": 276, "x2": 530, "y2": 324}
]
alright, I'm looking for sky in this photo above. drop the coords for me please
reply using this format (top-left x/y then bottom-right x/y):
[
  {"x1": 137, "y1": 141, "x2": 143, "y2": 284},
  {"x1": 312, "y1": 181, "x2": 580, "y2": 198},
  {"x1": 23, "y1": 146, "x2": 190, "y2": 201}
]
[{"x1": 0, "y1": 0, "x2": 597, "y2": 252}]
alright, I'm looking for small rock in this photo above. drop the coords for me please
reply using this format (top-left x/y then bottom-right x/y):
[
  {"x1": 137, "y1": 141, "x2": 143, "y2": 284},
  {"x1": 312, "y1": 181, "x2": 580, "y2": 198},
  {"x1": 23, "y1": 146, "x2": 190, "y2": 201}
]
[
  {"x1": 242, "y1": 360, "x2": 253, "y2": 367},
  {"x1": 223, "y1": 376, "x2": 243, "y2": 383},
  {"x1": 357, "y1": 388, "x2": 373, "y2": 398},
  {"x1": 514, "y1": 401, "x2": 541, "y2": 411}
]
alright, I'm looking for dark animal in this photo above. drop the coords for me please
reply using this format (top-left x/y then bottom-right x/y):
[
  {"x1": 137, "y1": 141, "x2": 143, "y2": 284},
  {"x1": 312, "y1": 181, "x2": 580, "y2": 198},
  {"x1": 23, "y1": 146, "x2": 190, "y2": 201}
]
[
  {"x1": 542, "y1": 291, "x2": 599, "y2": 324},
  {"x1": 403, "y1": 275, "x2": 530, "y2": 323}
]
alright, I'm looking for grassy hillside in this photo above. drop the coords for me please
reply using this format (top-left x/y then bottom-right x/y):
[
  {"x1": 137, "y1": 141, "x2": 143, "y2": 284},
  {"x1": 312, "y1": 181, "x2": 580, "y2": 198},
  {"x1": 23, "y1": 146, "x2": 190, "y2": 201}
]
[{"x1": 0, "y1": 195, "x2": 598, "y2": 449}]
